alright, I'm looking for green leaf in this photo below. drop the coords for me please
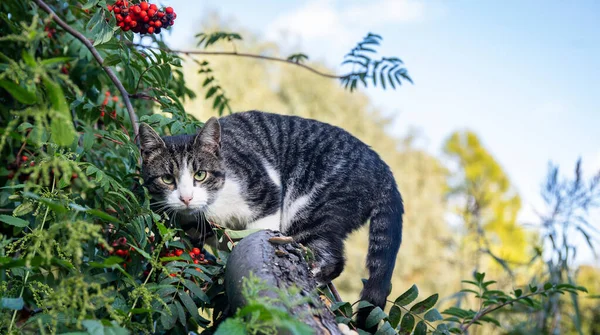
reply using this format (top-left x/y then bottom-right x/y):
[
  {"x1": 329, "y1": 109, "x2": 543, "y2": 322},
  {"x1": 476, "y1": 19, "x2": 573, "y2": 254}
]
[
  {"x1": 128, "y1": 244, "x2": 151, "y2": 260},
  {"x1": 0, "y1": 80, "x2": 37, "y2": 104},
  {"x1": 86, "y1": 208, "x2": 121, "y2": 223},
  {"x1": 365, "y1": 306, "x2": 387, "y2": 329},
  {"x1": 0, "y1": 214, "x2": 29, "y2": 227},
  {"x1": 514, "y1": 289, "x2": 522, "y2": 298},
  {"x1": 1, "y1": 297, "x2": 24, "y2": 310},
  {"x1": 43, "y1": 76, "x2": 76, "y2": 146},
  {"x1": 103, "y1": 54, "x2": 121, "y2": 67},
  {"x1": 414, "y1": 321, "x2": 427, "y2": 335},
  {"x1": 398, "y1": 314, "x2": 415, "y2": 335},
  {"x1": 40, "y1": 57, "x2": 73, "y2": 67},
  {"x1": 394, "y1": 284, "x2": 419, "y2": 306},
  {"x1": 81, "y1": 320, "x2": 104, "y2": 335},
  {"x1": 410, "y1": 294, "x2": 439, "y2": 314},
  {"x1": 388, "y1": 305, "x2": 401, "y2": 328},
  {"x1": 424, "y1": 308, "x2": 443, "y2": 322},
  {"x1": 182, "y1": 279, "x2": 210, "y2": 303},
  {"x1": 214, "y1": 318, "x2": 247, "y2": 335},
  {"x1": 330, "y1": 301, "x2": 353, "y2": 316},
  {"x1": 178, "y1": 291, "x2": 200, "y2": 321},
  {"x1": 17, "y1": 122, "x2": 33, "y2": 132},
  {"x1": 375, "y1": 321, "x2": 396, "y2": 335},
  {"x1": 82, "y1": 0, "x2": 100, "y2": 10},
  {"x1": 160, "y1": 304, "x2": 177, "y2": 330}
]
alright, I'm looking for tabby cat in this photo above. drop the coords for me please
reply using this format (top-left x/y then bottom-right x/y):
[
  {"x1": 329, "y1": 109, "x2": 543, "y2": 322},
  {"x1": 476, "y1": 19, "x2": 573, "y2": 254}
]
[{"x1": 139, "y1": 110, "x2": 404, "y2": 327}]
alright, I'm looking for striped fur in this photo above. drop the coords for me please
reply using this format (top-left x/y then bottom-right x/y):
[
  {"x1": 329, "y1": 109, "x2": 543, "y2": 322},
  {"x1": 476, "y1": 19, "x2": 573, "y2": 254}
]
[{"x1": 139, "y1": 111, "x2": 404, "y2": 327}]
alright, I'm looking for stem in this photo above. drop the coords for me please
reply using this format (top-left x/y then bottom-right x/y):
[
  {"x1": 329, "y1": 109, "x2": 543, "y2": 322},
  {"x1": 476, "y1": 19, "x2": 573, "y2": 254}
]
[
  {"x1": 129, "y1": 43, "x2": 343, "y2": 80},
  {"x1": 8, "y1": 178, "x2": 55, "y2": 333},
  {"x1": 387, "y1": 300, "x2": 438, "y2": 331},
  {"x1": 34, "y1": 0, "x2": 139, "y2": 142},
  {"x1": 459, "y1": 289, "x2": 554, "y2": 333},
  {"x1": 127, "y1": 267, "x2": 154, "y2": 319}
]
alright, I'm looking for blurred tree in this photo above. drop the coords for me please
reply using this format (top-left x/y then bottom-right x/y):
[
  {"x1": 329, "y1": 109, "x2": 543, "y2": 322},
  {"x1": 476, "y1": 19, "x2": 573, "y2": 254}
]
[
  {"x1": 181, "y1": 13, "x2": 456, "y2": 306},
  {"x1": 443, "y1": 131, "x2": 532, "y2": 279}
]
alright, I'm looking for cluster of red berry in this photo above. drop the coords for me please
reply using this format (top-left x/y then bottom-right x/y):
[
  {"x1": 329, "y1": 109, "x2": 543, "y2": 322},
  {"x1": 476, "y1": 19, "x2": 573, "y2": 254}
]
[
  {"x1": 100, "y1": 91, "x2": 119, "y2": 118},
  {"x1": 107, "y1": 237, "x2": 134, "y2": 266},
  {"x1": 107, "y1": 1, "x2": 176, "y2": 34},
  {"x1": 160, "y1": 247, "x2": 208, "y2": 277}
]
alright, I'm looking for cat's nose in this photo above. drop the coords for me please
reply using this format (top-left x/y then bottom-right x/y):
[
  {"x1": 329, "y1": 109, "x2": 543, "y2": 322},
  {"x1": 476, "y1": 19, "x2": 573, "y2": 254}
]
[{"x1": 179, "y1": 195, "x2": 193, "y2": 206}]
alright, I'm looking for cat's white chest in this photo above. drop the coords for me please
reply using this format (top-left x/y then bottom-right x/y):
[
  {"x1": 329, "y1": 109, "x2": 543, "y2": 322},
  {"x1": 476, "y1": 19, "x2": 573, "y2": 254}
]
[{"x1": 205, "y1": 177, "x2": 254, "y2": 229}]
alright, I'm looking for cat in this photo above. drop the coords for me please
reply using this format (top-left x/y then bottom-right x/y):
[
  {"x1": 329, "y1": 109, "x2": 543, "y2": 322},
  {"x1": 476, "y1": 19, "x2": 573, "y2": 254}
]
[{"x1": 139, "y1": 110, "x2": 404, "y2": 328}]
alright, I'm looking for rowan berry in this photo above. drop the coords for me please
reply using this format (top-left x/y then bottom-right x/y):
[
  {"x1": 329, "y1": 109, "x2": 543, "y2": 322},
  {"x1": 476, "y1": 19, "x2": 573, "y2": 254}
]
[
  {"x1": 147, "y1": 27, "x2": 154, "y2": 34},
  {"x1": 140, "y1": 2, "x2": 148, "y2": 10},
  {"x1": 155, "y1": 20, "x2": 162, "y2": 27},
  {"x1": 165, "y1": 7, "x2": 173, "y2": 14},
  {"x1": 175, "y1": 249, "x2": 184, "y2": 256},
  {"x1": 21, "y1": 155, "x2": 28, "y2": 162},
  {"x1": 148, "y1": 9, "x2": 156, "y2": 17},
  {"x1": 192, "y1": 248, "x2": 201, "y2": 255},
  {"x1": 133, "y1": 5, "x2": 141, "y2": 14}
]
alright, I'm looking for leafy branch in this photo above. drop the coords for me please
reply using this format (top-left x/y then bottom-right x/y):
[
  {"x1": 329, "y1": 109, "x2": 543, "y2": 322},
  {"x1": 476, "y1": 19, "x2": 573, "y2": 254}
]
[
  {"x1": 341, "y1": 33, "x2": 412, "y2": 92},
  {"x1": 34, "y1": 0, "x2": 140, "y2": 140},
  {"x1": 443, "y1": 272, "x2": 589, "y2": 333},
  {"x1": 129, "y1": 31, "x2": 412, "y2": 92}
]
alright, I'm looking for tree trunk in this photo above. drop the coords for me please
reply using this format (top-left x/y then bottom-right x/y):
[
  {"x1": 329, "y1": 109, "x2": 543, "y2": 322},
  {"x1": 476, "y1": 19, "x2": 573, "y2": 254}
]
[{"x1": 224, "y1": 230, "x2": 343, "y2": 335}]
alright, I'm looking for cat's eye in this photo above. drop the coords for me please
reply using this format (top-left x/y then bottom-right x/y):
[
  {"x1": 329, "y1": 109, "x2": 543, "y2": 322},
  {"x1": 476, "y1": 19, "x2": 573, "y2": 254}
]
[
  {"x1": 194, "y1": 171, "x2": 207, "y2": 182},
  {"x1": 161, "y1": 175, "x2": 175, "y2": 185}
]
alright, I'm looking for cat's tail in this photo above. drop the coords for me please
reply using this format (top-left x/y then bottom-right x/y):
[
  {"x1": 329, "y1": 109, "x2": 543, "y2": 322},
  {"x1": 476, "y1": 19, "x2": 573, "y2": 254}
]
[{"x1": 357, "y1": 183, "x2": 404, "y2": 330}]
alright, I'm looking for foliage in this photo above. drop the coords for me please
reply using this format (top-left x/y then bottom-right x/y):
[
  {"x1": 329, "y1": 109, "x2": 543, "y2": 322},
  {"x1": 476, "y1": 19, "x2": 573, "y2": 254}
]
[{"x1": 0, "y1": 1, "x2": 595, "y2": 335}]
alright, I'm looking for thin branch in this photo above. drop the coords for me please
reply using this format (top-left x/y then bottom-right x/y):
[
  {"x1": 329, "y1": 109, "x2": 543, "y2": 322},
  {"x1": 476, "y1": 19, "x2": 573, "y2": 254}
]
[
  {"x1": 129, "y1": 43, "x2": 343, "y2": 80},
  {"x1": 34, "y1": 0, "x2": 139, "y2": 142}
]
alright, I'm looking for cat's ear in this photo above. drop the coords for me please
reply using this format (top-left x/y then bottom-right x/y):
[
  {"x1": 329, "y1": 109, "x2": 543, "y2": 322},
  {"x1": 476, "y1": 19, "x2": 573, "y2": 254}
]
[
  {"x1": 138, "y1": 123, "x2": 165, "y2": 157},
  {"x1": 194, "y1": 117, "x2": 221, "y2": 154}
]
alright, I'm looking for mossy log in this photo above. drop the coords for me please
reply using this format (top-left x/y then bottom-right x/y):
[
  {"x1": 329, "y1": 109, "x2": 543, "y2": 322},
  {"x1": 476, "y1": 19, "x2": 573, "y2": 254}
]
[{"x1": 224, "y1": 230, "x2": 343, "y2": 335}]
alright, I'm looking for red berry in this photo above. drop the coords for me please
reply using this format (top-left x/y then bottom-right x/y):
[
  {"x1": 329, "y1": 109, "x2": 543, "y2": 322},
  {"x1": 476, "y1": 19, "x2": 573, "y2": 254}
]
[
  {"x1": 170, "y1": 273, "x2": 176, "y2": 277},
  {"x1": 140, "y1": 2, "x2": 149, "y2": 11},
  {"x1": 172, "y1": 13, "x2": 176, "y2": 19},
  {"x1": 130, "y1": 21, "x2": 138, "y2": 27},
  {"x1": 140, "y1": 10, "x2": 147, "y2": 17},
  {"x1": 30, "y1": 161, "x2": 35, "y2": 167},
  {"x1": 21, "y1": 155, "x2": 28, "y2": 162},
  {"x1": 192, "y1": 248, "x2": 201, "y2": 255},
  {"x1": 107, "y1": 5, "x2": 113, "y2": 11},
  {"x1": 124, "y1": 16, "x2": 132, "y2": 23},
  {"x1": 105, "y1": 91, "x2": 111, "y2": 96},
  {"x1": 147, "y1": 27, "x2": 154, "y2": 33},
  {"x1": 100, "y1": 111, "x2": 105, "y2": 117},
  {"x1": 148, "y1": 9, "x2": 156, "y2": 17},
  {"x1": 165, "y1": 7, "x2": 174, "y2": 14},
  {"x1": 157, "y1": 11, "x2": 164, "y2": 18},
  {"x1": 193, "y1": 259, "x2": 199, "y2": 264},
  {"x1": 150, "y1": 4, "x2": 157, "y2": 10},
  {"x1": 175, "y1": 249, "x2": 183, "y2": 256},
  {"x1": 116, "y1": 14, "x2": 123, "y2": 21},
  {"x1": 154, "y1": 20, "x2": 162, "y2": 27},
  {"x1": 133, "y1": 5, "x2": 141, "y2": 14},
  {"x1": 143, "y1": 15, "x2": 150, "y2": 22},
  {"x1": 116, "y1": 249, "x2": 126, "y2": 257},
  {"x1": 71, "y1": 173, "x2": 77, "y2": 179},
  {"x1": 114, "y1": 7, "x2": 121, "y2": 14},
  {"x1": 112, "y1": 96, "x2": 119, "y2": 102}
]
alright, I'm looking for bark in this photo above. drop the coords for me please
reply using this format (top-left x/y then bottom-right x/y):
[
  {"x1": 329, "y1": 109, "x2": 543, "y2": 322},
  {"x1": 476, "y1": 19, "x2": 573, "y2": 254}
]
[{"x1": 224, "y1": 230, "x2": 342, "y2": 335}]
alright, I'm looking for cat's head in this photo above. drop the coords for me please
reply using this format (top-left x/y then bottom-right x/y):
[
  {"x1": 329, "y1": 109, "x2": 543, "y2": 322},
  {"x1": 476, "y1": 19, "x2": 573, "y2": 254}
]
[{"x1": 138, "y1": 118, "x2": 225, "y2": 214}]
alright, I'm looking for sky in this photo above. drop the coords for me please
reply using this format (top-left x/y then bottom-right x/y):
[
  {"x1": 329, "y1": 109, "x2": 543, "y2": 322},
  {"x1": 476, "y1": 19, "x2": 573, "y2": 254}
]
[{"x1": 159, "y1": 0, "x2": 600, "y2": 265}]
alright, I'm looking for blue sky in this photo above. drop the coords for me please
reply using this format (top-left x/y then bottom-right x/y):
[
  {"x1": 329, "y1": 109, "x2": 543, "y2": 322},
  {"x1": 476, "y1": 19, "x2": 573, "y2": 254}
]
[{"x1": 160, "y1": 0, "x2": 599, "y2": 265}]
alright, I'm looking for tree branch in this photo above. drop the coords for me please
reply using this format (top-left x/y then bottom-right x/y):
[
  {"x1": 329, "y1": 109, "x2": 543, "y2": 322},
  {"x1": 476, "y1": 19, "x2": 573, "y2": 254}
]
[
  {"x1": 129, "y1": 43, "x2": 343, "y2": 80},
  {"x1": 34, "y1": 0, "x2": 139, "y2": 142}
]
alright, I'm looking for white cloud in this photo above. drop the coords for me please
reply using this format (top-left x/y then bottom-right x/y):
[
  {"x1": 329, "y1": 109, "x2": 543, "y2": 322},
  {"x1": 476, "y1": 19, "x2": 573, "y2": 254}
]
[{"x1": 267, "y1": 0, "x2": 428, "y2": 51}]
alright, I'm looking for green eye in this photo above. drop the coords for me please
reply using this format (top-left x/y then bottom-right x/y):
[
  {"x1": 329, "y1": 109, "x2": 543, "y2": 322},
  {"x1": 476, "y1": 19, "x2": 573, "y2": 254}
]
[
  {"x1": 161, "y1": 175, "x2": 174, "y2": 184},
  {"x1": 194, "y1": 171, "x2": 207, "y2": 182}
]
